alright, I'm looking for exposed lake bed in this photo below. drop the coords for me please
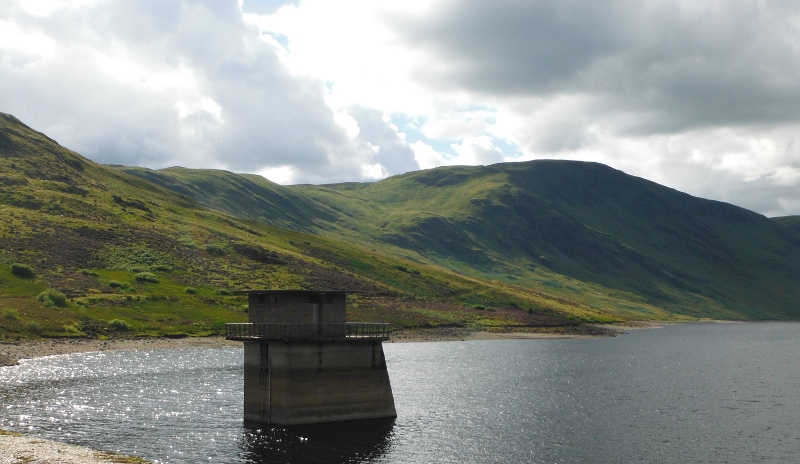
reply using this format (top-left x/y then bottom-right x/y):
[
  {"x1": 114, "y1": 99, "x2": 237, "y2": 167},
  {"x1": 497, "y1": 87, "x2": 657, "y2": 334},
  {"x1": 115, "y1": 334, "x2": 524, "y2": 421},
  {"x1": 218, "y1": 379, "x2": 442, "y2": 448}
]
[{"x1": 3, "y1": 321, "x2": 798, "y2": 463}]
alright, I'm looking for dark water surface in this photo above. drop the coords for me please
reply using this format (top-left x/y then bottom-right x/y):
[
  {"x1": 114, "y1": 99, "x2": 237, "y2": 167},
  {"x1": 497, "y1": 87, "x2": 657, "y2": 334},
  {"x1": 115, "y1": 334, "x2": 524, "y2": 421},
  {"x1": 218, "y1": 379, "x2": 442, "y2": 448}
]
[{"x1": 2, "y1": 322, "x2": 800, "y2": 463}]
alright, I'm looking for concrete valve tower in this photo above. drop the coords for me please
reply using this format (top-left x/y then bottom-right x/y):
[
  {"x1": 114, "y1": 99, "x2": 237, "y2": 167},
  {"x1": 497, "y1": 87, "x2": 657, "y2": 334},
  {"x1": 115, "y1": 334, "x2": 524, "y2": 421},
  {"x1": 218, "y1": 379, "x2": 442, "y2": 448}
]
[{"x1": 226, "y1": 290, "x2": 397, "y2": 426}]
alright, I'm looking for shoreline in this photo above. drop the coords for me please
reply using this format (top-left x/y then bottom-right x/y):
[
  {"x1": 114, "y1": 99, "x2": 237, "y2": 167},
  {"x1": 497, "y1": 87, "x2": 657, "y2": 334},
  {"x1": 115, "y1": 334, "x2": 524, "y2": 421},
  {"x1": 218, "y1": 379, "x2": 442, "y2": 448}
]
[
  {"x1": 0, "y1": 430, "x2": 152, "y2": 464},
  {"x1": 0, "y1": 323, "x2": 638, "y2": 367},
  {"x1": 0, "y1": 336, "x2": 241, "y2": 367}
]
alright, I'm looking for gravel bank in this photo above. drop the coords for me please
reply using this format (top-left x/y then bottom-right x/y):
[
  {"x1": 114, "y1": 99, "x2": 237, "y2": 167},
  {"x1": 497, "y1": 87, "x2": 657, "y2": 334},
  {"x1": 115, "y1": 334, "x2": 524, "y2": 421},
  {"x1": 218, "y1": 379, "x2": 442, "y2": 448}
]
[
  {"x1": 0, "y1": 336, "x2": 240, "y2": 367},
  {"x1": 0, "y1": 324, "x2": 628, "y2": 366},
  {"x1": 0, "y1": 431, "x2": 151, "y2": 463}
]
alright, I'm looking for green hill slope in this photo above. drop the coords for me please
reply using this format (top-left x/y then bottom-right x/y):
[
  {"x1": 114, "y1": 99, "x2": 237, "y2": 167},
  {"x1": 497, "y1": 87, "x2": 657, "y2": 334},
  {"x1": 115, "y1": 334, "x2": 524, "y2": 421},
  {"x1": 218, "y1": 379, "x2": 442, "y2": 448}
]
[
  {"x1": 1, "y1": 112, "x2": 617, "y2": 341},
  {"x1": 299, "y1": 162, "x2": 800, "y2": 319},
  {"x1": 111, "y1": 166, "x2": 345, "y2": 232},
  {"x1": 120, "y1": 153, "x2": 800, "y2": 321}
]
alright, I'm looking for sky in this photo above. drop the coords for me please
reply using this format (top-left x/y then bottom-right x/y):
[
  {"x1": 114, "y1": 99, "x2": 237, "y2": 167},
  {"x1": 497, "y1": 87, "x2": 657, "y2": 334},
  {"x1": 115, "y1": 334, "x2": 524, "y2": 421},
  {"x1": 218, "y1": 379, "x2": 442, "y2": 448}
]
[{"x1": 2, "y1": 0, "x2": 800, "y2": 217}]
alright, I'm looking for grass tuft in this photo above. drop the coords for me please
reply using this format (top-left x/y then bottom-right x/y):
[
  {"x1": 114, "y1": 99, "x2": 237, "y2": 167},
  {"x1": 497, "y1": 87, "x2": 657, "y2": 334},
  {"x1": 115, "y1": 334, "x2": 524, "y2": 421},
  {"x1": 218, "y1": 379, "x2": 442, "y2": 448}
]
[{"x1": 2, "y1": 308, "x2": 19, "y2": 320}]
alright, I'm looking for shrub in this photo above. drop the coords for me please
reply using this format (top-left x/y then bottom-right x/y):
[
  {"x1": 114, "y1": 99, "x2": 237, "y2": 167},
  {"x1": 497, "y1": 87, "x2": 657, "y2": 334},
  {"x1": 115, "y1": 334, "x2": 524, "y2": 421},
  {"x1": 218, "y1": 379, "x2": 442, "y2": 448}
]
[
  {"x1": 78, "y1": 269, "x2": 99, "y2": 277},
  {"x1": 10, "y1": 263, "x2": 35, "y2": 279},
  {"x1": 26, "y1": 321, "x2": 43, "y2": 334},
  {"x1": 217, "y1": 289, "x2": 232, "y2": 296},
  {"x1": 150, "y1": 264, "x2": 172, "y2": 272},
  {"x1": 37, "y1": 289, "x2": 68, "y2": 307},
  {"x1": 205, "y1": 244, "x2": 227, "y2": 256},
  {"x1": 62, "y1": 323, "x2": 82, "y2": 334},
  {"x1": 134, "y1": 272, "x2": 159, "y2": 284},
  {"x1": 108, "y1": 280, "x2": 132, "y2": 290},
  {"x1": 108, "y1": 319, "x2": 131, "y2": 332},
  {"x1": 2, "y1": 308, "x2": 19, "y2": 320},
  {"x1": 185, "y1": 287, "x2": 198, "y2": 294}
]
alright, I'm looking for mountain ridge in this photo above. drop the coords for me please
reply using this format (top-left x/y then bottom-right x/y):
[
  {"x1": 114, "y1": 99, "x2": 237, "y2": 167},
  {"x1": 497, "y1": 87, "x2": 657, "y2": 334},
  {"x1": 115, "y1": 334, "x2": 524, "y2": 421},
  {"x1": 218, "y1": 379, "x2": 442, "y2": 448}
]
[{"x1": 119, "y1": 156, "x2": 800, "y2": 319}]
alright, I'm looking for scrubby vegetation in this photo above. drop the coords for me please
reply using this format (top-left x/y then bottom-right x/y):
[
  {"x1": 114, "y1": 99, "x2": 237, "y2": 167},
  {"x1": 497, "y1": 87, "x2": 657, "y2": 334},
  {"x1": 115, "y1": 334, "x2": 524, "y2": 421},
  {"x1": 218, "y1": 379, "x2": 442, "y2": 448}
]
[
  {"x1": 108, "y1": 319, "x2": 131, "y2": 332},
  {"x1": 37, "y1": 289, "x2": 68, "y2": 307},
  {"x1": 134, "y1": 272, "x2": 160, "y2": 284},
  {"x1": 10, "y1": 263, "x2": 35, "y2": 279}
]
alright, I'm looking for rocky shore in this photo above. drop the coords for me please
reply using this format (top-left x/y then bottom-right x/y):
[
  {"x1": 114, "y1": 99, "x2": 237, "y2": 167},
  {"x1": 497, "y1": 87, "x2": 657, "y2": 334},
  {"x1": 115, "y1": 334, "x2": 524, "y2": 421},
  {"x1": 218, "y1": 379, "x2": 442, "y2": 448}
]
[
  {"x1": 0, "y1": 335, "x2": 241, "y2": 367},
  {"x1": 0, "y1": 430, "x2": 151, "y2": 463},
  {"x1": 0, "y1": 324, "x2": 627, "y2": 367}
]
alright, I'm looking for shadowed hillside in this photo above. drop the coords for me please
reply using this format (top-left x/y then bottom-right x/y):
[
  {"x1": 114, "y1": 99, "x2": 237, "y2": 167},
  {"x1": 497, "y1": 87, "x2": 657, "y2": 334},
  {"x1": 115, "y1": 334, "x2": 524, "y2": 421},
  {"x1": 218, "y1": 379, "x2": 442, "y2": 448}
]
[
  {"x1": 112, "y1": 166, "x2": 345, "y2": 232},
  {"x1": 120, "y1": 151, "x2": 800, "y2": 320},
  {"x1": 772, "y1": 215, "x2": 800, "y2": 235}
]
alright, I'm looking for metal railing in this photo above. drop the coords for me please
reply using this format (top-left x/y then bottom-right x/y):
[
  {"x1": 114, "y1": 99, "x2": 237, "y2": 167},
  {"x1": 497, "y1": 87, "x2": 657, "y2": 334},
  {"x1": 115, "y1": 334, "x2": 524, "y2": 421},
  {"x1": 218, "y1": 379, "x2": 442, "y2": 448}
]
[{"x1": 225, "y1": 322, "x2": 390, "y2": 341}]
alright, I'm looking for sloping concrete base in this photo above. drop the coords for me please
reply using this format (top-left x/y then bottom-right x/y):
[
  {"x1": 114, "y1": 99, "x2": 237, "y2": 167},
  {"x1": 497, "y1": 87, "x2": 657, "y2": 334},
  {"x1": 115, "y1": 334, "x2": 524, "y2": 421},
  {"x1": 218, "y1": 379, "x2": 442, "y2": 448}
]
[{"x1": 244, "y1": 340, "x2": 396, "y2": 426}]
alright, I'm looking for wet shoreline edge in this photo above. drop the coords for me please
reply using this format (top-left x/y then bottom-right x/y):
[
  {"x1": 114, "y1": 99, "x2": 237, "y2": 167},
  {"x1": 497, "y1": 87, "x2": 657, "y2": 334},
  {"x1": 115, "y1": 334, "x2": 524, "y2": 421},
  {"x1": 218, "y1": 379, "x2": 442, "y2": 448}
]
[{"x1": 0, "y1": 322, "x2": 653, "y2": 367}]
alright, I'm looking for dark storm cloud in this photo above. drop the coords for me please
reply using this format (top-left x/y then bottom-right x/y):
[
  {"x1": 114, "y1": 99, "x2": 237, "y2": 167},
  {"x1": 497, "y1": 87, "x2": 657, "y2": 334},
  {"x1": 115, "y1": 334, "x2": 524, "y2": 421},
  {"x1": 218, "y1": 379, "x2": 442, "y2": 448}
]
[{"x1": 396, "y1": 0, "x2": 800, "y2": 132}]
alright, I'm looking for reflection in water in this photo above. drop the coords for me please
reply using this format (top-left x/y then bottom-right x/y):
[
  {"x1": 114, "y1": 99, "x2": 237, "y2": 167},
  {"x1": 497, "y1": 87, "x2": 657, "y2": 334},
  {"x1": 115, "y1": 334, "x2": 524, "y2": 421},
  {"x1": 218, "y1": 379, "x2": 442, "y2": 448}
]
[{"x1": 239, "y1": 418, "x2": 395, "y2": 464}]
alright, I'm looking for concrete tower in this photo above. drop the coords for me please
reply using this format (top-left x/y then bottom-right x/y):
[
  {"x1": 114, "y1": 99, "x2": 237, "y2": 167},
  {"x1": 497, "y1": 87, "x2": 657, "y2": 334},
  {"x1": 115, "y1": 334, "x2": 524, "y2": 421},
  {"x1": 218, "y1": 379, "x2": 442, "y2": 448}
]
[{"x1": 226, "y1": 290, "x2": 396, "y2": 426}]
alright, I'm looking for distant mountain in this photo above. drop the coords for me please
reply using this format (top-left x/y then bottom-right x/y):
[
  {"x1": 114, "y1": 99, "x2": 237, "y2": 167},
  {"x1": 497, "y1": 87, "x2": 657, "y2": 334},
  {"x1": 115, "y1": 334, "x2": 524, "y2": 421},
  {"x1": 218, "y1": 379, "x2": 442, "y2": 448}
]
[
  {"x1": 111, "y1": 166, "x2": 345, "y2": 232},
  {"x1": 772, "y1": 215, "x2": 800, "y2": 235},
  {"x1": 120, "y1": 154, "x2": 800, "y2": 321}
]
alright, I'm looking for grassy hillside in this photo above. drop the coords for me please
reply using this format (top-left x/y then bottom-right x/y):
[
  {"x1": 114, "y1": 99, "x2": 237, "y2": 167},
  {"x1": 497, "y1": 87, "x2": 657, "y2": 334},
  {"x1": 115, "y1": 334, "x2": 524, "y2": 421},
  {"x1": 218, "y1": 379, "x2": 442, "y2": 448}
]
[
  {"x1": 298, "y1": 163, "x2": 800, "y2": 319},
  {"x1": 7, "y1": 108, "x2": 800, "y2": 344},
  {"x1": 111, "y1": 166, "x2": 346, "y2": 233},
  {"x1": 1, "y1": 112, "x2": 629, "y2": 341},
  {"x1": 119, "y1": 152, "x2": 800, "y2": 321}
]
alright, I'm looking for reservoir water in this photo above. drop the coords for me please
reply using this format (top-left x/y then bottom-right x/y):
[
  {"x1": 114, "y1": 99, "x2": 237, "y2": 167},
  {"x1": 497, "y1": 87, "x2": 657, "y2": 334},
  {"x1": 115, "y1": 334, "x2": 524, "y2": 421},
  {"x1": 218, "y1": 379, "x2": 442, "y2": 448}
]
[{"x1": 2, "y1": 322, "x2": 800, "y2": 463}]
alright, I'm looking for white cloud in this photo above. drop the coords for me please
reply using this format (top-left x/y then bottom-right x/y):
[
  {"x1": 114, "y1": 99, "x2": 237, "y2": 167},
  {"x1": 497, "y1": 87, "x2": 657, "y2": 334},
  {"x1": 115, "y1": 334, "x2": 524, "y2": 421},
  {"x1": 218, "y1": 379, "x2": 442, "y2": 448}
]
[
  {"x1": 257, "y1": 165, "x2": 294, "y2": 184},
  {"x1": 14, "y1": 0, "x2": 105, "y2": 18},
  {"x1": 411, "y1": 141, "x2": 446, "y2": 170},
  {"x1": 253, "y1": 0, "x2": 441, "y2": 116},
  {"x1": 0, "y1": 19, "x2": 56, "y2": 64},
  {"x1": 450, "y1": 136, "x2": 505, "y2": 166}
]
